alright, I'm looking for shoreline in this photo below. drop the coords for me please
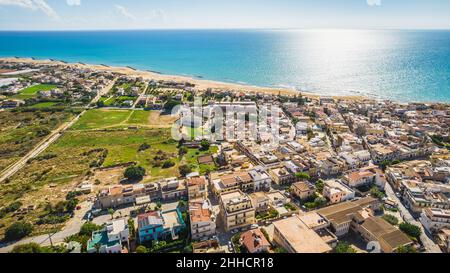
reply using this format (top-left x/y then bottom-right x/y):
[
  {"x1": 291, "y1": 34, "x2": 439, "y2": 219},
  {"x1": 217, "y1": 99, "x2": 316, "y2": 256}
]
[{"x1": 0, "y1": 56, "x2": 435, "y2": 103}]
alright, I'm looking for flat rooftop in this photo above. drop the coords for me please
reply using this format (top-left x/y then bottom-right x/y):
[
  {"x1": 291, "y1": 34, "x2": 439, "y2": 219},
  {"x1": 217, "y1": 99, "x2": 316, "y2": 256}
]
[{"x1": 273, "y1": 215, "x2": 332, "y2": 253}]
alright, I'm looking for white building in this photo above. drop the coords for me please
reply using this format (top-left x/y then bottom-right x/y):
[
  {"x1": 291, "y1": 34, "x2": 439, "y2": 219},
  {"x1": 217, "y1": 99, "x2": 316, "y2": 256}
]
[
  {"x1": 323, "y1": 179, "x2": 355, "y2": 204},
  {"x1": 420, "y1": 208, "x2": 450, "y2": 234}
]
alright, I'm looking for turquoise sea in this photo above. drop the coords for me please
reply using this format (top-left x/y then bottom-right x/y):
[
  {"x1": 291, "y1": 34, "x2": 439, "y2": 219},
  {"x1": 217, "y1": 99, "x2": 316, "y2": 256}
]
[{"x1": 0, "y1": 29, "x2": 449, "y2": 102}]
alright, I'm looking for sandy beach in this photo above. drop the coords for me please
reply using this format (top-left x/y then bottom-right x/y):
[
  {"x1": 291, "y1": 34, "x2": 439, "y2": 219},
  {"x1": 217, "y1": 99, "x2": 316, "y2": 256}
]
[{"x1": 0, "y1": 57, "x2": 368, "y2": 101}]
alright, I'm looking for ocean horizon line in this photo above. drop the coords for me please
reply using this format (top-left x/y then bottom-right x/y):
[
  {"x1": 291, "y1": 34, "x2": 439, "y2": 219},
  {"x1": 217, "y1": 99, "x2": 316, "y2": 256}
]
[
  {"x1": 3, "y1": 56, "x2": 449, "y2": 105},
  {"x1": 1, "y1": 27, "x2": 450, "y2": 32}
]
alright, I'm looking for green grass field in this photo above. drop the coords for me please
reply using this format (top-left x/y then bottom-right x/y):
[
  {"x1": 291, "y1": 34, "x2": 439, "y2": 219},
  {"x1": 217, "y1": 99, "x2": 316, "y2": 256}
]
[
  {"x1": 71, "y1": 109, "x2": 154, "y2": 130},
  {"x1": 29, "y1": 102, "x2": 58, "y2": 108},
  {"x1": 71, "y1": 109, "x2": 132, "y2": 130},
  {"x1": 127, "y1": 110, "x2": 150, "y2": 124},
  {"x1": 12, "y1": 84, "x2": 58, "y2": 99}
]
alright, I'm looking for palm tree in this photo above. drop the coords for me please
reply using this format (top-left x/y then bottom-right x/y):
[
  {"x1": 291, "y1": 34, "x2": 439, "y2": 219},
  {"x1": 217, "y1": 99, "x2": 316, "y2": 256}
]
[
  {"x1": 94, "y1": 243, "x2": 102, "y2": 253},
  {"x1": 108, "y1": 208, "x2": 115, "y2": 220}
]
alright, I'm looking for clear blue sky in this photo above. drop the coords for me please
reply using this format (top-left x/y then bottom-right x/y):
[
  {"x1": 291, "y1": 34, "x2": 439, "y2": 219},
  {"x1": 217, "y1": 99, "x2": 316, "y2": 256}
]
[{"x1": 0, "y1": 0, "x2": 449, "y2": 30}]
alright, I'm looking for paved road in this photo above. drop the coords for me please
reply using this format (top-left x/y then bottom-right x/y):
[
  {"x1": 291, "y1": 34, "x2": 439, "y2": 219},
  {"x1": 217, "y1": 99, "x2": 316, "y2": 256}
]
[
  {"x1": 0, "y1": 80, "x2": 116, "y2": 184},
  {"x1": 131, "y1": 81, "x2": 149, "y2": 109},
  {"x1": 384, "y1": 182, "x2": 442, "y2": 253},
  {"x1": 0, "y1": 201, "x2": 92, "y2": 253}
]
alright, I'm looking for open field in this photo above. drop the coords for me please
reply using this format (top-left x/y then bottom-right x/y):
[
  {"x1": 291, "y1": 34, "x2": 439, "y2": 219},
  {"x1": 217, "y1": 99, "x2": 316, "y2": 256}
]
[
  {"x1": 12, "y1": 84, "x2": 58, "y2": 100},
  {"x1": 70, "y1": 109, "x2": 132, "y2": 130},
  {"x1": 28, "y1": 102, "x2": 58, "y2": 108},
  {"x1": 0, "y1": 109, "x2": 74, "y2": 173},
  {"x1": 0, "y1": 127, "x2": 179, "y2": 236},
  {"x1": 71, "y1": 109, "x2": 178, "y2": 130}
]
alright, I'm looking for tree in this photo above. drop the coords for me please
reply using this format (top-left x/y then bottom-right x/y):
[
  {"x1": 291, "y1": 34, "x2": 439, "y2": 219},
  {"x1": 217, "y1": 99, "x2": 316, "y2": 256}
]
[
  {"x1": 314, "y1": 197, "x2": 327, "y2": 207},
  {"x1": 79, "y1": 222, "x2": 102, "y2": 236},
  {"x1": 382, "y1": 214, "x2": 399, "y2": 226},
  {"x1": 124, "y1": 166, "x2": 146, "y2": 181},
  {"x1": 295, "y1": 172, "x2": 311, "y2": 181},
  {"x1": 162, "y1": 160, "x2": 175, "y2": 169},
  {"x1": 4, "y1": 222, "x2": 33, "y2": 241},
  {"x1": 395, "y1": 245, "x2": 417, "y2": 253},
  {"x1": 96, "y1": 101, "x2": 105, "y2": 108},
  {"x1": 315, "y1": 180, "x2": 325, "y2": 193},
  {"x1": 108, "y1": 208, "x2": 115, "y2": 220},
  {"x1": 335, "y1": 242, "x2": 357, "y2": 253},
  {"x1": 370, "y1": 186, "x2": 386, "y2": 200},
  {"x1": 178, "y1": 146, "x2": 188, "y2": 156},
  {"x1": 136, "y1": 245, "x2": 148, "y2": 253},
  {"x1": 94, "y1": 243, "x2": 102, "y2": 253},
  {"x1": 163, "y1": 98, "x2": 181, "y2": 111},
  {"x1": 200, "y1": 139, "x2": 210, "y2": 151},
  {"x1": 399, "y1": 223, "x2": 422, "y2": 240},
  {"x1": 179, "y1": 164, "x2": 193, "y2": 177}
]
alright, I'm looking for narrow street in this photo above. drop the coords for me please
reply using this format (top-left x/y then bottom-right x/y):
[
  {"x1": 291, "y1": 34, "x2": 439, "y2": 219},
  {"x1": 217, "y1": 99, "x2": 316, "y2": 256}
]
[
  {"x1": 384, "y1": 182, "x2": 442, "y2": 253},
  {"x1": 0, "y1": 201, "x2": 93, "y2": 253}
]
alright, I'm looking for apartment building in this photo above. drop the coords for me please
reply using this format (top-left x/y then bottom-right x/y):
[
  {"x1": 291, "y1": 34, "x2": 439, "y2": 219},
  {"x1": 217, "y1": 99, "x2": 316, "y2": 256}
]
[
  {"x1": 189, "y1": 199, "x2": 217, "y2": 241},
  {"x1": 187, "y1": 176, "x2": 207, "y2": 200},
  {"x1": 291, "y1": 181, "x2": 316, "y2": 200},
  {"x1": 269, "y1": 167, "x2": 295, "y2": 185},
  {"x1": 420, "y1": 208, "x2": 450, "y2": 234},
  {"x1": 219, "y1": 190, "x2": 256, "y2": 232},
  {"x1": 323, "y1": 179, "x2": 355, "y2": 204}
]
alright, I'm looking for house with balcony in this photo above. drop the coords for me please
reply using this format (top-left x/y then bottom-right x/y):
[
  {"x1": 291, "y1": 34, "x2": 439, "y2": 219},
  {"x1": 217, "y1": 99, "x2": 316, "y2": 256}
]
[
  {"x1": 87, "y1": 218, "x2": 129, "y2": 253},
  {"x1": 137, "y1": 209, "x2": 186, "y2": 243},
  {"x1": 189, "y1": 198, "x2": 216, "y2": 241},
  {"x1": 219, "y1": 189, "x2": 256, "y2": 232}
]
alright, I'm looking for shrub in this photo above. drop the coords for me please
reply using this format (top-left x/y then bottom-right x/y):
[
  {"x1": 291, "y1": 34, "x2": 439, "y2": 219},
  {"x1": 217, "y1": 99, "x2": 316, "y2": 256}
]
[
  {"x1": 399, "y1": 223, "x2": 421, "y2": 240},
  {"x1": 178, "y1": 164, "x2": 193, "y2": 177},
  {"x1": 124, "y1": 166, "x2": 146, "y2": 181},
  {"x1": 162, "y1": 160, "x2": 175, "y2": 169},
  {"x1": 79, "y1": 222, "x2": 102, "y2": 237},
  {"x1": 382, "y1": 214, "x2": 399, "y2": 226},
  {"x1": 5, "y1": 222, "x2": 33, "y2": 241},
  {"x1": 335, "y1": 242, "x2": 356, "y2": 253},
  {"x1": 136, "y1": 245, "x2": 148, "y2": 253}
]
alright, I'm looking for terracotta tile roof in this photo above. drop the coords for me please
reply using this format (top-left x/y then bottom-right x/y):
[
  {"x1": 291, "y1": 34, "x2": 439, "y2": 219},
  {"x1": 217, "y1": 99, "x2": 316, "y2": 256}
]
[
  {"x1": 240, "y1": 229, "x2": 270, "y2": 253},
  {"x1": 188, "y1": 176, "x2": 206, "y2": 187}
]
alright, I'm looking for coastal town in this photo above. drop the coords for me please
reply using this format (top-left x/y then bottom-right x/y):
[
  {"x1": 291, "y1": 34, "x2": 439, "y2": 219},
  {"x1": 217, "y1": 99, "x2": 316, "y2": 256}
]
[{"x1": 0, "y1": 58, "x2": 449, "y2": 254}]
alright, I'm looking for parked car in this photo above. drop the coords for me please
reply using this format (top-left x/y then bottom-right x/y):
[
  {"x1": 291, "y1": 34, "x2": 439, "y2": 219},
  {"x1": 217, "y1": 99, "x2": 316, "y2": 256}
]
[
  {"x1": 231, "y1": 229, "x2": 238, "y2": 234},
  {"x1": 227, "y1": 241, "x2": 234, "y2": 252},
  {"x1": 250, "y1": 224, "x2": 259, "y2": 229}
]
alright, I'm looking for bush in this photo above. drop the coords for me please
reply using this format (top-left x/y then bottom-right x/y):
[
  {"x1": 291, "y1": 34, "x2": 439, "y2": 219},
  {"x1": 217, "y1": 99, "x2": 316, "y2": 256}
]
[
  {"x1": 382, "y1": 214, "x2": 399, "y2": 226},
  {"x1": 136, "y1": 245, "x2": 148, "y2": 253},
  {"x1": 79, "y1": 222, "x2": 102, "y2": 237},
  {"x1": 0, "y1": 201, "x2": 22, "y2": 218},
  {"x1": 395, "y1": 245, "x2": 417, "y2": 253},
  {"x1": 5, "y1": 222, "x2": 33, "y2": 241},
  {"x1": 399, "y1": 223, "x2": 421, "y2": 240},
  {"x1": 162, "y1": 160, "x2": 175, "y2": 169},
  {"x1": 138, "y1": 143, "x2": 151, "y2": 152},
  {"x1": 335, "y1": 242, "x2": 356, "y2": 253},
  {"x1": 179, "y1": 164, "x2": 193, "y2": 177},
  {"x1": 124, "y1": 166, "x2": 146, "y2": 181},
  {"x1": 295, "y1": 172, "x2": 311, "y2": 181},
  {"x1": 370, "y1": 186, "x2": 386, "y2": 200},
  {"x1": 200, "y1": 139, "x2": 210, "y2": 151},
  {"x1": 11, "y1": 243, "x2": 67, "y2": 253}
]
